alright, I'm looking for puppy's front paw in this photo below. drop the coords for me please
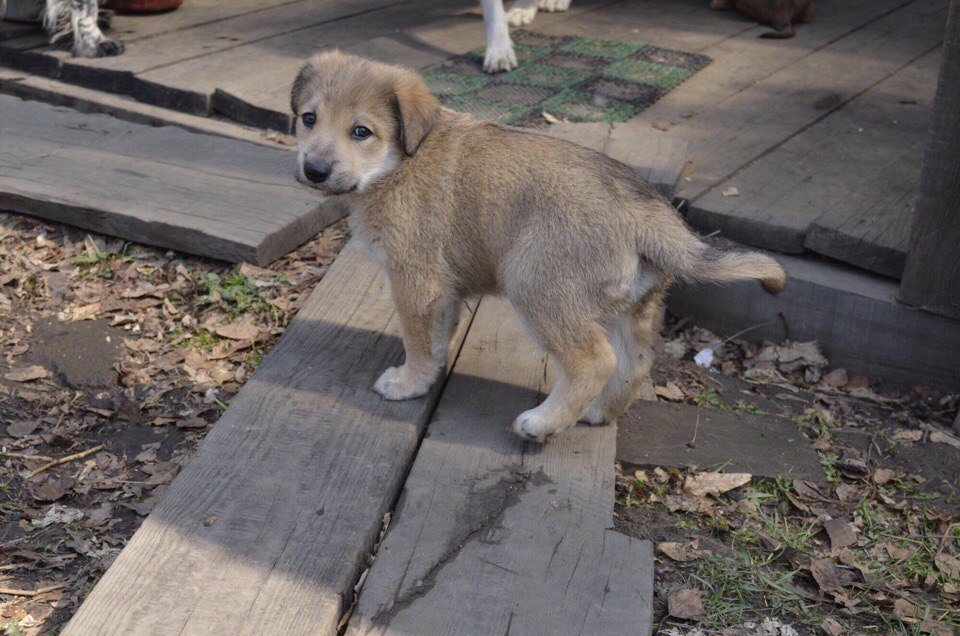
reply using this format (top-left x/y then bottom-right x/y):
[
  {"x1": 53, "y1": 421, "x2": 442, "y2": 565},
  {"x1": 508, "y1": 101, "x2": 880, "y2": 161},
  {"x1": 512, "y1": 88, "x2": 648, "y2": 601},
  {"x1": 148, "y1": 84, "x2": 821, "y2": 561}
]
[
  {"x1": 513, "y1": 407, "x2": 566, "y2": 442},
  {"x1": 537, "y1": 0, "x2": 571, "y2": 12},
  {"x1": 483, "y1": 41, "x2": 518, "y2": 73},
  {"x1": 374, "y1": 366, "x2": 434, "y2": 400},
  {"x1": 506, "y1": 6, "x2": 538, "y2": 25}
]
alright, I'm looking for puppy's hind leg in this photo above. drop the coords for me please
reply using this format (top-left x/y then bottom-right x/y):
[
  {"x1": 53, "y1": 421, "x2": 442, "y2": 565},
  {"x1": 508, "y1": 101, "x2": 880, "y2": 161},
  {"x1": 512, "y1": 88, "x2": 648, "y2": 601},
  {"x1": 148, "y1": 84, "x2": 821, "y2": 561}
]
[
  {"x1": 513, "y1": 321, "x2": 616, "y2": 442},
  {"x1": 582, "y1": 293, "x2": 664, "y2": 426}
]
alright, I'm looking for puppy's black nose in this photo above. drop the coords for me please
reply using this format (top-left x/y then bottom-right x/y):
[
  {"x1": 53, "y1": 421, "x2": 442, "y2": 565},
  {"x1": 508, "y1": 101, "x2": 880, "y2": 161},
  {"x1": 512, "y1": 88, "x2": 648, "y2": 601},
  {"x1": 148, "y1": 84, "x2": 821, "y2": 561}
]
[{"x1": 303, "y1": 160, "x2": 332, "y2": 184}]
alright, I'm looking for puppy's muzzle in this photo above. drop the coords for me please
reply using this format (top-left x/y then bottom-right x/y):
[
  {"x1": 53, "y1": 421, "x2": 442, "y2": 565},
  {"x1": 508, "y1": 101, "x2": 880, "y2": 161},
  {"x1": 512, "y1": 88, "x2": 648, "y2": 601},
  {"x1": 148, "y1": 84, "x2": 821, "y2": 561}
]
[{"x1": 303, "y1": 159, "x2": 332, "y2": 184}]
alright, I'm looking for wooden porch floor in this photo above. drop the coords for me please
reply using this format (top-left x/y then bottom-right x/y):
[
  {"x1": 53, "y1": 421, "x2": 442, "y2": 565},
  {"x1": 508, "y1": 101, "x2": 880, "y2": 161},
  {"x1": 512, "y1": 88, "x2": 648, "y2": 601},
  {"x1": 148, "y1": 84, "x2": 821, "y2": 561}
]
[{"x1": 0, "y1": 0, "x2": 947, "y2": 279}]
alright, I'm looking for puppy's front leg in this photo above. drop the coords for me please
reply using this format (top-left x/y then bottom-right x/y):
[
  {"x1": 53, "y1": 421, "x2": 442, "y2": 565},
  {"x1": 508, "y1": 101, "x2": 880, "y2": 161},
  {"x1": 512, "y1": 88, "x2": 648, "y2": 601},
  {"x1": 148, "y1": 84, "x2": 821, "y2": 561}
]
[{"x1": 375, "y1": 298, "x2": 455, "y2": 401}]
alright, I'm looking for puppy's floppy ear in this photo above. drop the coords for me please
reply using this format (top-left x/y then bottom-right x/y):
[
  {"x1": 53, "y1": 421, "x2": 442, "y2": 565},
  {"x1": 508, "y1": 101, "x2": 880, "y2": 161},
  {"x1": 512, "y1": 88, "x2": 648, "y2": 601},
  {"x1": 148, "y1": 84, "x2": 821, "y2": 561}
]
[
  {"x1": 290, "y1": 61, "x2": 317, "y2": 115},
  {"x1": 392, "y1": 73, "x2": 439, "y2": 156}
]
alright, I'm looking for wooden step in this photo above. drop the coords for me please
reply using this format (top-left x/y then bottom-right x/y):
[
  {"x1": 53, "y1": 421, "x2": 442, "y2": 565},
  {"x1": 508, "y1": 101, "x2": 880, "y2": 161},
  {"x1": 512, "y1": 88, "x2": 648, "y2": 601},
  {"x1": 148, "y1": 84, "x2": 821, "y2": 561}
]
[
  {"x1": 64, "y1": 243, "x2": 474, "y2": 634},
  {"x1": 347, "y1": 297, "x2": 654, "y2": 635},
  {"x1": 0, "y1": 94, "x2": 343, "y2": 265}
]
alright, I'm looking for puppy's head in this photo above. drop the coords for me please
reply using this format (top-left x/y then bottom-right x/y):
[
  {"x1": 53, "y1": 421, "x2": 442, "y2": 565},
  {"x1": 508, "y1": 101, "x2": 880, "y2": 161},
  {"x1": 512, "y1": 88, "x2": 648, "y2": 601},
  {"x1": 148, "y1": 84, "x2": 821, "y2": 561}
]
[{"x1": 290, "y1": 51, "x2": 439, "y2": 195}]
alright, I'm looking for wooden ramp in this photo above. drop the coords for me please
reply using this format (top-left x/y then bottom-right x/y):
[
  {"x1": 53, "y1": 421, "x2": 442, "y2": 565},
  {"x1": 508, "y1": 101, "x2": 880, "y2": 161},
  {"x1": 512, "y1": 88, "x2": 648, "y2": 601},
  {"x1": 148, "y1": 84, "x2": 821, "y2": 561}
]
[
  {"x1": 0, "y1": 94, "x2": 344, "y2": 265},
  {"x1": 65, "y1": 243, "x2": 475, "y2": 634},
  {"x1": 347, "y1": 297, "x2": 653, "y2": 635},
  {"x1": 63, "y1": 253, "x2": 653, "y2": 634}
]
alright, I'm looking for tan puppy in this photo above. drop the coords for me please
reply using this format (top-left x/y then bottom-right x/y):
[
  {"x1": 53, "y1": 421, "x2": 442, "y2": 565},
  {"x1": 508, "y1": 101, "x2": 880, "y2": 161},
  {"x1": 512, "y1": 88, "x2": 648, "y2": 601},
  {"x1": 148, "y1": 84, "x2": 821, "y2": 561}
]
[{"x1": 291, "y1": 51, "x2": 786, "y2": 442}]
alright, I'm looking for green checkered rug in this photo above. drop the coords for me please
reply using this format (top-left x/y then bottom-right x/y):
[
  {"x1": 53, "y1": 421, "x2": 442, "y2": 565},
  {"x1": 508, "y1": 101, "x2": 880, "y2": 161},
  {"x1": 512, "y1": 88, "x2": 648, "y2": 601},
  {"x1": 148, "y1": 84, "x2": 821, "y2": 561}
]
[{"x1": 424, "y1": 31, "x2": 710, "y2": 127}]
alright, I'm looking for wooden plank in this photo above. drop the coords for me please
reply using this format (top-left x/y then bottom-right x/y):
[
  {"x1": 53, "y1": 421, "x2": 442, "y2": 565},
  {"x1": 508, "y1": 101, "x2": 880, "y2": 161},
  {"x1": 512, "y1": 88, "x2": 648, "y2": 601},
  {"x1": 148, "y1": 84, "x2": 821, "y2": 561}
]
[
  {"x1": 681, "y1": 0, "x2": 947, "y2": 252},
  {"x1": 544, "y1": 122, "x2": 687, "y2": 199},
  {"x1": 0, "y1": 20, "x2": 39, "y2": 43},
  {"x1": 802, "y1": 42, "x2": 934, "y2": 278},
  {"x1": 690, "y1": 47, "x2": 939, "y2": 277},
  {"x1": 65, "y1": 243, "x2": 475, "y2": 634},
  {"x1": 347, "y1": 298, "x2": 654, "y2": 636},
  {"x1": 0, "y1": 94, "x2": 342, "y2": 265},
  {"x1": 900, "y1": 0, "x2": 960, "y2": 319}
]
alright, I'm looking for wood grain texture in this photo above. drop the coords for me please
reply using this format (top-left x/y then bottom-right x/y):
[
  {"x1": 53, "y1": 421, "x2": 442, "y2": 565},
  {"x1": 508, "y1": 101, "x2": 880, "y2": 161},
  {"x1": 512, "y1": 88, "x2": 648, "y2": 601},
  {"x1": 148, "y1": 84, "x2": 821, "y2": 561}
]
[
  {"x1": 66, "y1": 243, "x2": 475, "y2": 635},
  {"x1": 347, "y1": 298, "x2": 654, "y2": 636},
  {"x1": 664, "y1": 0, "x2": 947, "y2": 252},
  {"x1": 0, "y1": 94, "x2": 343, "y2": 265},
  {"x1": 693, "y1": 47, "x2": 939, "y2": 276},
  {"x1": 544, "y1": 122, "x2": 686, "y2": 199},
  {"x1": 900, "y1": 0, "x2": 960, "y2": 318}
]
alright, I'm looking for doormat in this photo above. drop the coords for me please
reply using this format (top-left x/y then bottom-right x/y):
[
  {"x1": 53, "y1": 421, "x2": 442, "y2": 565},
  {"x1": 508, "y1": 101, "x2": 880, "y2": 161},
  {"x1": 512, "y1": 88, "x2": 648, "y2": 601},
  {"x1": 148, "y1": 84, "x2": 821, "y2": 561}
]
[{"x1": 424, "y1": 30, "x2": 711, "y2": 127}]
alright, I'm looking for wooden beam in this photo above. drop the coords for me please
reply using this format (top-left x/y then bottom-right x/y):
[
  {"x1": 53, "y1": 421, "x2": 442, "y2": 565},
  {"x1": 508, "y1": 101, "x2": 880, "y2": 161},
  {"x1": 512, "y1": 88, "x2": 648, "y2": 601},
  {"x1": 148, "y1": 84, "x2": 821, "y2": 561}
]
[
  {"x1": 64, "y1": 243, "x2": 474, "y2": 634},
  {"x1": 0, "y1": 94, "x2": 343, "y2": 265},
  {"x1": 899, "y1": 0, "x2": 960, "y2": 319},
  {"x1": 347, "y1": 298, "x2": 654, "y2": 635}
]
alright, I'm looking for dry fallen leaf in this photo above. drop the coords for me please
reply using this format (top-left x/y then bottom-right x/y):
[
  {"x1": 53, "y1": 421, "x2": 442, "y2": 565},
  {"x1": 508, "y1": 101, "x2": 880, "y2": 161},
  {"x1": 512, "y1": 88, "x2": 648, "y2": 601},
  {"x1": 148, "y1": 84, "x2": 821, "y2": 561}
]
[
  {"x1": 656, "y1": 541, "x2": 712, "y2": 563},
  {"x1": 930, "y1": 431, "x2": 960, "y2": 449},
  {"x1": 5, "y1": 365, "x2": 50, "y2": 382},
  {"x1": 541, "y1": 111, "x2": 559, "y2": 124},
  {"x1": 821, "y1": 617, "x2": 843, "y2": 636},
  {"x1": 654, "y1": 382, "x2": 685, "y2": 402},
  {"x1": 6, "y1": 418, "x2": 40, "y2": 437},
  {"x1": 683, "y1": 472, "x2": 751, "y2": 497},
  {"x1": 891, "y1": 429, "x2": 924, "y2": 444},
  {"x1": 825, "y1": 518, "x2": 858, "y2": 551},
  {"x1": 935, "y1": 552, "x2": 960, "y2": 581},
  {"x1": 810, "y1": 558, "x2": 842, "y2": 593},
  {"x1": 721, "y1": 186, "x2": 740, "y2": 197},
  {"x1": 920, "y1": 619, "x2": 955, "y2": 636},
  {"x1": 667, "y1": 588, "x2": 705, "y2": 621},
  {"x1": 214, "y1": 316, "x2": 259, "y2": 341},
  {"x1": 873, "y1": 468, "x2": 896, "y2": 485},
  {"x1": 893, "y1": 598, "x2": 917, "y2": 620}
]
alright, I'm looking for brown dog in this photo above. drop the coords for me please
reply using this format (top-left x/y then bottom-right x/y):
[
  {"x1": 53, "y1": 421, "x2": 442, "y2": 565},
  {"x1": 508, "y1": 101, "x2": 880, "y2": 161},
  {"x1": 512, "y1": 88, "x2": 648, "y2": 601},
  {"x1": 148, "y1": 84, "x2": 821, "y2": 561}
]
[
  {"x1": 290, "y1": 51, "x2": 786, "y2": 442},
  {"x1": 710, "y1": 0, "x2": 813, "y2": 38}
]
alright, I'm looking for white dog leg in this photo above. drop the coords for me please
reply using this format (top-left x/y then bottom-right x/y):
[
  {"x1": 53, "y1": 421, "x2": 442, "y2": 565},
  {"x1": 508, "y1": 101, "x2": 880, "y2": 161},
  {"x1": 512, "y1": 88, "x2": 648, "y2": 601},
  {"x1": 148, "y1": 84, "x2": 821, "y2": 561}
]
[
  {"x1": 506, "y1": 0, "x2": 538, "y2": 26},
  {"x1": 479, "y1": 0, "x2": 518, "y2": 73}
]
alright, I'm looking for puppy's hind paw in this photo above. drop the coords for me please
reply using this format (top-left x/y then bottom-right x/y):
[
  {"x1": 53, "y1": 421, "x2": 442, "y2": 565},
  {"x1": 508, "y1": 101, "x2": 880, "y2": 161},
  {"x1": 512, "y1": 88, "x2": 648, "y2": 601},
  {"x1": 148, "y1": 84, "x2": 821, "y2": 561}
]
[
  {"x1": 579, "y1": 404, "x2": 615, "y2": 427},
  {"x1": 506, "y1": 6, "x2": 537, "y2": 26},
  {"x1": 483, "y1": 42, "x2": 518, "y2": 73},
  {"x1": 374, "y1": 366, "x2": 433, "y2": 401}
]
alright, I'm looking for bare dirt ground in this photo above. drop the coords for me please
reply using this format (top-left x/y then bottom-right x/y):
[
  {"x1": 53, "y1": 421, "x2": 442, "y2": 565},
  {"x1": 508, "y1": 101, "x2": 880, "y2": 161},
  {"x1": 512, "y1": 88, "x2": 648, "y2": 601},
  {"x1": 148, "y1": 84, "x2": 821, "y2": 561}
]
[
  {"x1": 616, "y1": 321, "x2": 960, "y2": 635},
  {"x1": 1, "y1": 212, "x2": 957, "y2": 636},
  {"x1": 0, "y1": 212, "x2": 346, "y2": 635}
]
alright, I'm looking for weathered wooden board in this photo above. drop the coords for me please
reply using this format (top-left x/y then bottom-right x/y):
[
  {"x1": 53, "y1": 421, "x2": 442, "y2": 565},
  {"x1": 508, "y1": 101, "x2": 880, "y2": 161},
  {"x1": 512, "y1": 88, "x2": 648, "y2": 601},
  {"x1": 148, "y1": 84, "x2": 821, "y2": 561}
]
[
  {"x1": 0, "y1": 94, "x2": 342, "y2": 265},
  {"x1": 545, "y1": 121, "x2": 687, "y2": 199},
  {"x1": 802, "y1": 49, "x2": 939, "y2": 278},
  {"x1": 679, "y1": 0, "x2": 948, "y2": 252},
  {"x1": 347, "y1": 298, "x2": 654, "y2": 636},
  {"x1": 900, "y1": 0, "x2": 960, "y2": 319},
  {"x1": 618, "y1": 402, "x2": 824, "y2": 481},
  {"x1": 691, "y1": 47, "x2": 938, "y2": 277},
  {"x1": 65, "y1": 243, "x2": 475, "y2": 635}
]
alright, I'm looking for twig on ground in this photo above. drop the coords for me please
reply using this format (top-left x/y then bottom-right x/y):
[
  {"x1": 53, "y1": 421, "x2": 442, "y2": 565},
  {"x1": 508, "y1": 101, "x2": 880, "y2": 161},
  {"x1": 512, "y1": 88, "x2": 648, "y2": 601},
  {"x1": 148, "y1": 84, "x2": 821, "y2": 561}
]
[
  {"x1": 0, "y1": 452, "x2": 53, "y2": 461},
  {"x1": 0, "y1": 583, "x2": 67, "y2": 597},
  {"x1": 26, "y1": 444, "x2": 104, "y2": 479}
]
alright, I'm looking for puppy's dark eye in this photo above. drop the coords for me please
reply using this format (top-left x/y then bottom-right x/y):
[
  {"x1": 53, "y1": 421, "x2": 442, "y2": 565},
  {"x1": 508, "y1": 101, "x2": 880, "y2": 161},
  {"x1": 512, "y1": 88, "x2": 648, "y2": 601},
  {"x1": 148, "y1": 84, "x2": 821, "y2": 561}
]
[
  {"x1": 352, "y1": 125, "x2": 372, "y2": 140},
  {"x1": 301, "y1": 113, "x2": 316, "y2": 128}
]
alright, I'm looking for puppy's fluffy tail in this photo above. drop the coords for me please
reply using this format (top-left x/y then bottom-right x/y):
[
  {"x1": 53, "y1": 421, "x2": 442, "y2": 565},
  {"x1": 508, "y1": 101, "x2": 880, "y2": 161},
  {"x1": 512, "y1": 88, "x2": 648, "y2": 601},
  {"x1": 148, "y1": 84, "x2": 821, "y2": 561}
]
[{"x1": 638, "y1": 211, "x2": 787, "y2": 294}]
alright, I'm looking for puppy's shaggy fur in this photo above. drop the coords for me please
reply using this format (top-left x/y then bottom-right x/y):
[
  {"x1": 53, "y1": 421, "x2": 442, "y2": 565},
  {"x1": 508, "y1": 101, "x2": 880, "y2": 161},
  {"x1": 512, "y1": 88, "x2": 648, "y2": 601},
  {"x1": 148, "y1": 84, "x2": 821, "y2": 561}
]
[{"x1": 291, "y1": 52, "x2": 786, "y2": 442}]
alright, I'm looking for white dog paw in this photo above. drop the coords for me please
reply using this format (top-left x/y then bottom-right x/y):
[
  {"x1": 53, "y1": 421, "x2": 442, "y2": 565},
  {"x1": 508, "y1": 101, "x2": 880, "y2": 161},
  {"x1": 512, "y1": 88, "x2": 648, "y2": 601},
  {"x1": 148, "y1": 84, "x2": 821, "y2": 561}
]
[
  {"x1": 374, "y1": 366, "x2": 433, "y2": 400},
  {"x1": 537, "y1": 0, "x2": 571, "y2": 12},
  {"x1": 506, "y1": 6, "x2": 538, "y2": 25},
  {"x1": 512, "y1": 407, "x2": 569, "y2": 442},
  {"x1": 483, "y1": 41, "x2": 518, "y2": 73}
]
